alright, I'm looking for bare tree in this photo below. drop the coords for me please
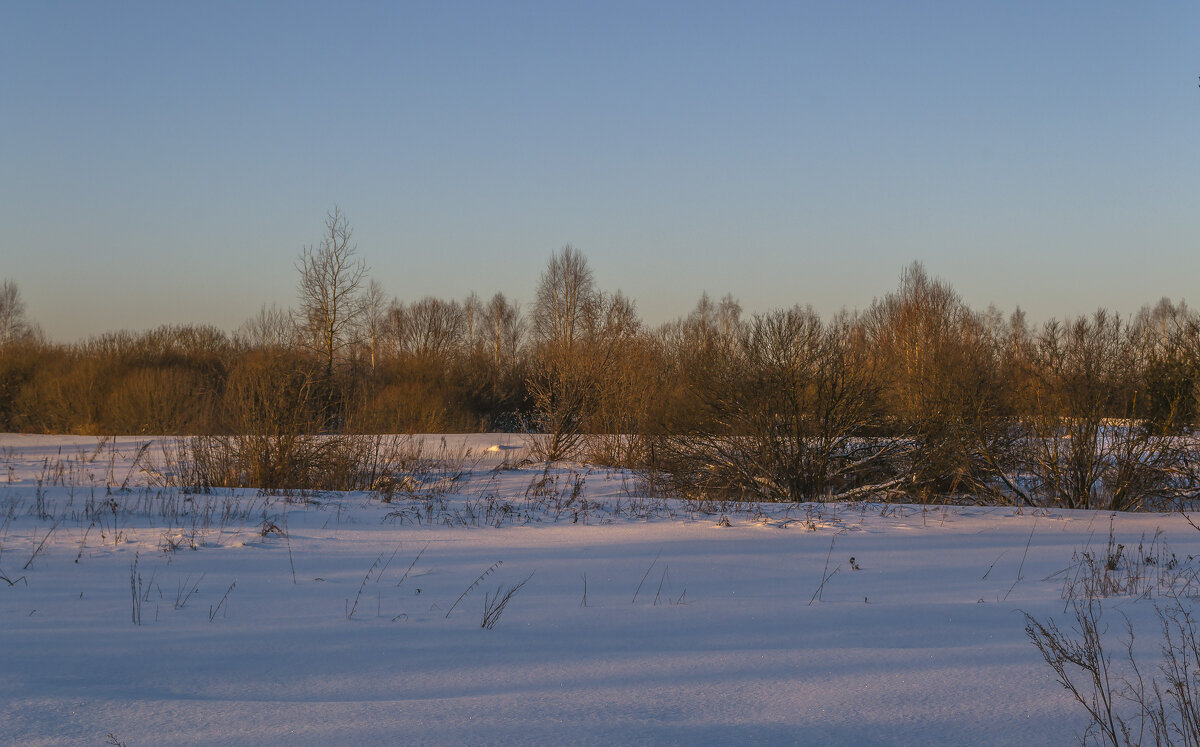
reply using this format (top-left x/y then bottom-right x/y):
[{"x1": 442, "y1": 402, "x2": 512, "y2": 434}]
[
  {"x1": 295, "y1": 206, "x2": 368, "y2": 380},
  {"x1": 483, "y1": 292, "x2": 523, "y2": 370},
  {"x1": 526, "y1": 246, "x2": 603, "y2": 460},
  {"x1": 531, "y1": 245, "x2": 596, "y2": 356},
  {"x1": 403, "y1": 297, "x2": 466, "y2": 364},
  {"x1": 864, "y1": 262, "x2": 987, "y2": 496},
  {"x1": 463, "y1": 291, "x2": 484, "y2": 357},
  {"x1": 237, "y1": 304, "x2": 296, "y2": 350},
  {"x1": 1130, "y1": 299, "x2": 1198, "y2": 430},
  {"x1": 381, "y1": 299, "x2": 407, "y2": 361},
  {"x1": 0, "y1": 280, "x2": 29, "y2": 348},
  {"x1": 583, "y1": 292, "x2": 658, "y2": 466},
  {"x1": 464, "y1": 292, "x2": 525, "y2": 424},
  {"x1": 526, "y1": 249, "x2": 649, "y2": 461},
  {"x1": 361, "y1": 279, "x2": 387, "y2": 374}
]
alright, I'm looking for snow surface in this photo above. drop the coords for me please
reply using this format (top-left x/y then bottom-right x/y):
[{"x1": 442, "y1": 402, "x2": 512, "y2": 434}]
[{"x1": 1, "y1": 433, "x2": 1196, "y2": 745}]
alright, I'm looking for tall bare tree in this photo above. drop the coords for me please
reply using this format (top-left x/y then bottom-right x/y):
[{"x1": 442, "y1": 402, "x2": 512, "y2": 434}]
[
  {"x1": 361, "y1": 279, "x2": 387, "y2": 374},
  {"x1": 864, "y1": 262, "x2": 986, "y2": 495},
  {"x1": 531, "y1": 245, "x2": 595, "y2": 356},
  {"x1": 0, "y1": 279, "x2": 29, "y2": 349},
  {"x1": 527, "y1": 246, "x2": 604, "y2": 460},
  {"x1": 295, "y1": 206, "x2": 368, "y2": 380},
  {"x1": 484, "y1": 292, "x2": 523, "y2": 370}
]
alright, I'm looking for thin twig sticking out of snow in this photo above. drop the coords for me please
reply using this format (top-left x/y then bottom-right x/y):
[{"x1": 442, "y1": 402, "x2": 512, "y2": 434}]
[
  {"x1": 446, "y1": 560, "x2": 503, "y2": 618},
  {"x1": 1002, "y1": 519, "x2": 1038, "y2": 602},
  {"x1": 809, "y1": 535, "x2": 840, "y2": 606},
  {"x1": 632, "y1": 550, "x2": 663, "y2": 604}
]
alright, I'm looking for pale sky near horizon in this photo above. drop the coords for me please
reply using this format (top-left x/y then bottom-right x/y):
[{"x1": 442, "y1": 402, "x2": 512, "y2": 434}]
[{"x1": 2, "y1": 1, "x2": 1197, "y2": 342}]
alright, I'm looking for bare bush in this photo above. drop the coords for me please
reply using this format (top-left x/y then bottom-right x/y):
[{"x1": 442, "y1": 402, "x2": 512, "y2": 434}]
[
  {"x1": 171, "y1": 433, "x2": 416, "y2": 492},
  {"x1": 1010, "y1": 312, "x2": 1183, "y2": 511},
  {"x1": 156, "y1": 349, "x2": 418, "y2": 491},
  {"x1": 655, "y1": 307, "x2": 897, "y2": 502}
]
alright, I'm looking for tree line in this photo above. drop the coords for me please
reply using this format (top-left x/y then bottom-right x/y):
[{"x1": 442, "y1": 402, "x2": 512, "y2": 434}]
[{"x1": 3, "y1": 209, "x2": 1199, "y2": 508}]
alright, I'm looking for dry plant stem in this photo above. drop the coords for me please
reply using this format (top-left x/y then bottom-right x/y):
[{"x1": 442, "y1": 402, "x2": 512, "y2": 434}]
[
  {"x1": 632, "y1": 550, "x2": 663, "y2": 604},
  {"x1": 1154, "y1": 604, "x2": 1200, "y2": 744},
  {"x1": 74, "y1": 522, "x2": 93, "y2": 563},
  {"x1": 809, "y1": 535, "x2": 840, "y2": 606},
  {"x1": 1023, "y1": 517, "x2": 1200, "y2": 746},
  {"x1": 376, "y1": 543, "x2": 402, "y2": 577},
  {"x1": 175, "y1": 573, "x2": 204, "y2": 609},
  {"x1": 347, "y1": 551, "x2": 387, "y2": 620},
  {"x1": 446, "y1": 561, "x2": 504, "y2": 619},
  {"x1": 24, "y1": 519, "x2": 60, "y2": 570},
  {"x1": 396, "y1": 544, "x2": 428, "y2": 588},
  {"x1": 209, "y1": 581, "x2": 235, "y2": 622},
  {"x1": 1002, "y1": 519, "x2": 1038, "y2": 602},
  {"x1": 653, "y1": 565, "x2": 670, "y2": 606},
  {"x1": 0, "y1": 515, "x2": 24, "y2": 585},
  {"x1": 282, "y1": 507, "x2": 296, "y2": 584},
  {"x1": 481, "y1": 571, "x2": 535, "y2": 629},
  {"x1": 117, "y1": 442, "x2": 152, "y2": 492},
  {"x1": 129, "y1": 552, "x2": 143, "y2": 626},
  {"x1": 0, "y1": 508, "x2": 11, "y2": 566},
  {"x1": 1024, "y1": 599, "x2": 1123, "y2": 746},
  {"x1": 981, "y1": 550, "x2": 1007, "y2": 581}
]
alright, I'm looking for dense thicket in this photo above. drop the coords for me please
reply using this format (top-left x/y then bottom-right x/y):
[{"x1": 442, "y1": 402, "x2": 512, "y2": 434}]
[{"x1": 4, "y1": 241, "x2": 1199, "y2": 508}]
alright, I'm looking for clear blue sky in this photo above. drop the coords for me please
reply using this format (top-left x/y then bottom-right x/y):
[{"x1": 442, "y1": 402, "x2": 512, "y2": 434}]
[{"x1": 2, "y1": 1, "x2": 1197, "y2": 341}]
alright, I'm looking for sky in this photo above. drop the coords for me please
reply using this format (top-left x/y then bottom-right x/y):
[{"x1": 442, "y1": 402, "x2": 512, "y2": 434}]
[{"x1": 2, "y1": 1, "x2": 1198, "y2": 342}]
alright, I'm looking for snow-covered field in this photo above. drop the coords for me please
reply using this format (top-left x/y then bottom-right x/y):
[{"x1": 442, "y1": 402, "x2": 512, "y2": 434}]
[{"x1": 2, "y1": 434, "x2": 1196, "y2": 745}]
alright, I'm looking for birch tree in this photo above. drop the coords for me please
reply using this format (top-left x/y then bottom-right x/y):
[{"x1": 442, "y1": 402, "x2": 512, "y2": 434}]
[{"x1": 295, "y1": 206, "x2": 368, "y2": 379}]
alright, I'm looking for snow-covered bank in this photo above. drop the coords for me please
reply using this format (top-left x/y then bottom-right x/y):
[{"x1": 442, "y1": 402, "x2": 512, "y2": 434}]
[{"x1": 1, "y1": 434, "x2": 1196, "y2": 745}]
